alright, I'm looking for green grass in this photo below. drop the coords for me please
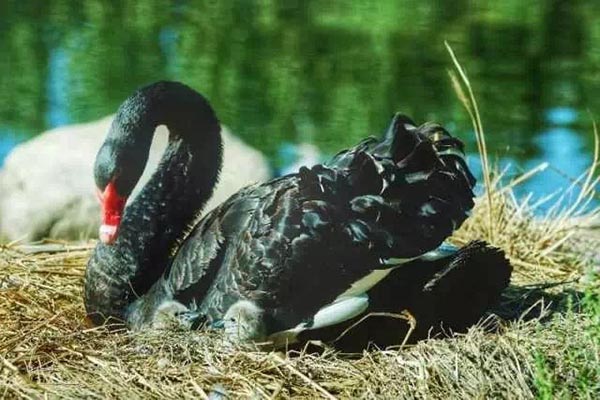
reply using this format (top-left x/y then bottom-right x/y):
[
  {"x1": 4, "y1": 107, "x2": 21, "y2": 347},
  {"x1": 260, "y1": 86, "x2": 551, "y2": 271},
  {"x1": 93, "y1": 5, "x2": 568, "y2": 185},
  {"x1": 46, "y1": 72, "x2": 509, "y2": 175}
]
[{"x1": 531, "y1": 290, "x2": 600, "y2": 399}]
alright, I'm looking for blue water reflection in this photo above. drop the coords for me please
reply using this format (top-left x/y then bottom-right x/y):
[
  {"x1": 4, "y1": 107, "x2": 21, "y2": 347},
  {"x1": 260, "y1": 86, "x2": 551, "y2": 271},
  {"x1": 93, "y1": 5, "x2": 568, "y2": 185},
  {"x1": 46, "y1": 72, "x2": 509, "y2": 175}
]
[
  {"x1": 0, "y1": 130, "x2": 22, "y2": 167},
  {"x1": 521, "y1": 126, "x2": 593, "y2": 210},
  {"x1": 47, "y1": 48, "x2": 70, "y2": 128},
  {"x1": 545, "y1": 107, "x2": 578, "y2": 126}
]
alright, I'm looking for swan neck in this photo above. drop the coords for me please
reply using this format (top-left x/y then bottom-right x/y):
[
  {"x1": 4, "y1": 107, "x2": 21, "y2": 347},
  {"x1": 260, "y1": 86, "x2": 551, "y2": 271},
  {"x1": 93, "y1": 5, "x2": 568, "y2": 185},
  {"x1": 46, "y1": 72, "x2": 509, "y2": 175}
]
[{"x1": 85, "y1": 82, "x2": 223, "y2": 325}]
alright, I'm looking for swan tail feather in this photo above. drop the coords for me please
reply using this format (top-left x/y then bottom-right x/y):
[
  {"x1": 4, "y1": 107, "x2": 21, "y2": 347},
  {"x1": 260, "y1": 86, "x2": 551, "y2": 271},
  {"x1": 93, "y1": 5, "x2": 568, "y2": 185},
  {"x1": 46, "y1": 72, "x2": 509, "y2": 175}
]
[{"x1": 298, "y1": 114, "x2": 476, "y2": 260}]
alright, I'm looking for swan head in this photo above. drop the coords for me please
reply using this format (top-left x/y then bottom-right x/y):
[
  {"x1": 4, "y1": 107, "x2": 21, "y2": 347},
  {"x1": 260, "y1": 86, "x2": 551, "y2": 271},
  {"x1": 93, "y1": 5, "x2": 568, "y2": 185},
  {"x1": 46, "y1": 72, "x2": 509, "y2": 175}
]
[
  {"x1": 94, "y1": 121, "x2": 149, "y2": 244},
  {"x1": 93, "y1": 81, "x2": 222, "y2": 245},
  {"x1": 219, "y1": 300, "x2": 266, "y2": 344}
]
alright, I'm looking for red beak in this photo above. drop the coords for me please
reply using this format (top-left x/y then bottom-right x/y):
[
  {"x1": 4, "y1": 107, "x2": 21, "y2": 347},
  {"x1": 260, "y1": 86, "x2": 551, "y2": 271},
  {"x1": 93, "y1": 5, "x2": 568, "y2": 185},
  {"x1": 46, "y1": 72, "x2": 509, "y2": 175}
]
[{"x1": 98, "y1": 182, "x2": 127, "y2": 244}]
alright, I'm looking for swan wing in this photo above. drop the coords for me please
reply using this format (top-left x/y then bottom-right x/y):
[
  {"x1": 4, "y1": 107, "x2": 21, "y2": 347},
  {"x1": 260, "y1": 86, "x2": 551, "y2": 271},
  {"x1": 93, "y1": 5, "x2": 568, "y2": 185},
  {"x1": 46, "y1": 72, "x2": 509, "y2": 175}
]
[{"x1": 154, "y1": 116, "x2": 477, "y2": 336}]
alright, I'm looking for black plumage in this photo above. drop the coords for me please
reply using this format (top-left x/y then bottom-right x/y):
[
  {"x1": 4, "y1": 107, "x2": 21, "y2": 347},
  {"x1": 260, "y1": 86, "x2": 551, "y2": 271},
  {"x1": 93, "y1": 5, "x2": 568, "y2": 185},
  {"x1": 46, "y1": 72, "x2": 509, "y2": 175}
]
[
  {"x1": 128, "y1": 115, "x2": 476, "y2": 334},
  {"x1": 297, "y1": 240, "x2": 512, "y2": 351},
  {"x1": 85, "y1": 81, "x2": 507, "y2": 348}
]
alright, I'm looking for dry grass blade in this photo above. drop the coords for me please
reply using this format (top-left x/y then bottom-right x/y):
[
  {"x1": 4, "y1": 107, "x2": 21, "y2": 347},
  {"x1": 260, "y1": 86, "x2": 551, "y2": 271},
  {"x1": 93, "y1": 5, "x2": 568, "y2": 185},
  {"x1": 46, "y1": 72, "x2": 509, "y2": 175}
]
[
  {"x1": 444, "y1": 43, "x2": 600, "y2": 287},
  {"x1": 445, "y1": 41, "x2": 494, "y2": 241}
]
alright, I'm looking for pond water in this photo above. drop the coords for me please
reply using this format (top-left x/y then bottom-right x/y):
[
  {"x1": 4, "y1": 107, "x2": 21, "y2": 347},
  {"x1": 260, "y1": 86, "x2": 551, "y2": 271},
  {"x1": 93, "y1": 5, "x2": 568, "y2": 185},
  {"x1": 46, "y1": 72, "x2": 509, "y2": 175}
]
[{"x1": 1, "y1": 1, "x2": 599, "y2": 210}]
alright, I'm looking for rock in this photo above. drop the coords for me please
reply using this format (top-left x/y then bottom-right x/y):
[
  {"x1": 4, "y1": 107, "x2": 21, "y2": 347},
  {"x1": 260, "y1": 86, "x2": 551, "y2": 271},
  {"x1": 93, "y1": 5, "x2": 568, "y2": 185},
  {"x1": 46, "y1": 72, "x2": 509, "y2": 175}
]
[{"x1": 0, "y1": 116, "x2": 271, "y2": 241}]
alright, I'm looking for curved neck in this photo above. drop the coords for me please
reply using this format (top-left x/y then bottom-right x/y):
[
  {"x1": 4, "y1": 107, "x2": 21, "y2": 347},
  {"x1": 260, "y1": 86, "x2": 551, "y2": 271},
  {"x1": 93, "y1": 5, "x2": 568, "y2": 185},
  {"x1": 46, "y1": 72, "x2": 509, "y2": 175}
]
[{"x1": 85, "y1": 82, "x2": 223, "y2": 324}]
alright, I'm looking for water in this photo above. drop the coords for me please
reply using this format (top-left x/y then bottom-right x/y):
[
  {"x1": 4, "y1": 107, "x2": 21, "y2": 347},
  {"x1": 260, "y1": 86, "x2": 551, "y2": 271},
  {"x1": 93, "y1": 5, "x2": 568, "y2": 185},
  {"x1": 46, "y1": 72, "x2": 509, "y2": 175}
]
[{"x1": 1, "y1": 0, "x2": 599, "y2": 209}]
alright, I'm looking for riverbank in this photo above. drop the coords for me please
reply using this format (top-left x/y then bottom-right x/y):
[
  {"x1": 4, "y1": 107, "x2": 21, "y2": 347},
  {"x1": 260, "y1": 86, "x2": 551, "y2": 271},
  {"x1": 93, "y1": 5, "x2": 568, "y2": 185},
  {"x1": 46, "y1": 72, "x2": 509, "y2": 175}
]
[{"x1": 1, "y1": 174, "x2": 598, "y2": 398}]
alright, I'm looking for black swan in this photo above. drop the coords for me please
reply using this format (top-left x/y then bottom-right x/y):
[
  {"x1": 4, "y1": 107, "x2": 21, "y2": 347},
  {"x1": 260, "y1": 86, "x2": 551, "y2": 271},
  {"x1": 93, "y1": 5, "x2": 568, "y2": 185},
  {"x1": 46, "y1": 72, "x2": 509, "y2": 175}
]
[{"x1": 85, "y1": 81, "x2": 511, "y2": 348}]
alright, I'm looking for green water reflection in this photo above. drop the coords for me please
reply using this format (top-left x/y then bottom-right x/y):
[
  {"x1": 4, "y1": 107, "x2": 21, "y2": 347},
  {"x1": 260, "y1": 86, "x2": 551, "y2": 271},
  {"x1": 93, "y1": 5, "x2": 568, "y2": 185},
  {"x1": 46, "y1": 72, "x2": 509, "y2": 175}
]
[{"x1": 0, "y1": 0, "x2": 599, "y2": 198}]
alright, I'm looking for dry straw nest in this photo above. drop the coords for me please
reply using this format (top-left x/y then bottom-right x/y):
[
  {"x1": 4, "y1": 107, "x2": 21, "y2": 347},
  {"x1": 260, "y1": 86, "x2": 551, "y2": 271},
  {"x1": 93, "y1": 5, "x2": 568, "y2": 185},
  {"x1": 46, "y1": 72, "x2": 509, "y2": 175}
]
[{"x1": 1, "y1": 51, "x2": 599, "y2": 398}]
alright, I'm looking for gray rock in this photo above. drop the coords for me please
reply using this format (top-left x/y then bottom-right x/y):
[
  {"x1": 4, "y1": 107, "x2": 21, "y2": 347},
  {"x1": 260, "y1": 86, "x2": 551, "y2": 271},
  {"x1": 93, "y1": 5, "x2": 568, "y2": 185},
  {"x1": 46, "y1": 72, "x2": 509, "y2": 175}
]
[{"x1": 0, "y1": 116, "x2": 271, "y2": 241}]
